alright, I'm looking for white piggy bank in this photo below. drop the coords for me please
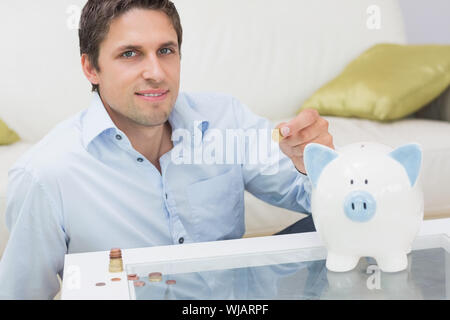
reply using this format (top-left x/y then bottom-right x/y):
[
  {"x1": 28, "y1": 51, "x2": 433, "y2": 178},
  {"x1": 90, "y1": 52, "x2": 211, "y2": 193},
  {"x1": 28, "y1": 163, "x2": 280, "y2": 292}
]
[{"x1": 303, "y1": 142, "x2": 424, "y2": 273}]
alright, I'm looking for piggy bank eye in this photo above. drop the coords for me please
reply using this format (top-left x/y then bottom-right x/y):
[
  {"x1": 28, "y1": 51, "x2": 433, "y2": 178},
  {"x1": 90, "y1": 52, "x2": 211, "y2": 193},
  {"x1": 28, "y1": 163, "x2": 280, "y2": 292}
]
[
  {"x1": 350, "y1": 179, "x2": 354, "y2": 185},
  {"x1": 365, "y1": 179, "x2": 368, "y2": 184}
]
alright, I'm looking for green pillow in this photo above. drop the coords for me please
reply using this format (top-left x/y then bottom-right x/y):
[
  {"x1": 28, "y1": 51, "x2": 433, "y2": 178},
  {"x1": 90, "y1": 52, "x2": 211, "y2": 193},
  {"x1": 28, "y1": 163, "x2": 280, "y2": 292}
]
[
  {"x1": 299, "y1": 44, "x2": 450, "y2": 121},
  {"x1": 0, "y1": 119, "x2": 20, "y2": 145}
]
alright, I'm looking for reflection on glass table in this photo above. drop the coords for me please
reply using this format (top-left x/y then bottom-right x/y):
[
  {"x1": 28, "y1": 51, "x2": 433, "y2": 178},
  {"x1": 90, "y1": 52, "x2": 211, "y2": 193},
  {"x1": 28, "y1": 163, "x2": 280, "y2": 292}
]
[{"x1": 126, "y1": 234, "x2": 449, "y2": 300}]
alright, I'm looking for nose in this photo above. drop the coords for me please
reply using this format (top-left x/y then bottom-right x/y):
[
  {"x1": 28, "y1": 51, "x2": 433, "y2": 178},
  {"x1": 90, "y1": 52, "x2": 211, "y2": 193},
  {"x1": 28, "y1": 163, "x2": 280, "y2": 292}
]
[
  {"x1": 343, "y1": 190, "x2": 376, "y2": 222},
  {"x1": 142, "y1": 54, "x2": 165, "y2": 82}
]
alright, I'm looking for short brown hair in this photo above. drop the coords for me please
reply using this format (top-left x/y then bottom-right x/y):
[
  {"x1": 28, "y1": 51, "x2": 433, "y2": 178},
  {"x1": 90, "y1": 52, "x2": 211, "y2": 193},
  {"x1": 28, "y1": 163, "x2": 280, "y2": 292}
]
[{"x1": 79, "y1": 0, "x2": 183, "y2": 92}]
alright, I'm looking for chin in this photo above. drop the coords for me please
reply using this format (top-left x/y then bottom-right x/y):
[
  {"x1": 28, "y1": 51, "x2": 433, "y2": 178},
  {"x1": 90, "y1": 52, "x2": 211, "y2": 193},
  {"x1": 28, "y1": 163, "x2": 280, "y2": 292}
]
[{"x1": 135, "y1": 113, "x2": 170, "y2": 127}]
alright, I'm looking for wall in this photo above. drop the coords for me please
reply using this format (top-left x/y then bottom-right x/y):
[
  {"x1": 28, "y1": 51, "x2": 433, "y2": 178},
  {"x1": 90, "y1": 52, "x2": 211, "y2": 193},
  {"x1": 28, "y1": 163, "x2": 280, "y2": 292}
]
[{"x1": 398, "y1": 0, "x2": 450, "y2": 44}]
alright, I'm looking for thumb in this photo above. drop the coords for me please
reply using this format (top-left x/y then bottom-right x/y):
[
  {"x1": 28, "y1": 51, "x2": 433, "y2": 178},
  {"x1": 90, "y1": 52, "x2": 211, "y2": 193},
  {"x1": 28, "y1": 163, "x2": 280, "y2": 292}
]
[{"x1": 275, "y1": 122, "x2": 290, "y2": 137}]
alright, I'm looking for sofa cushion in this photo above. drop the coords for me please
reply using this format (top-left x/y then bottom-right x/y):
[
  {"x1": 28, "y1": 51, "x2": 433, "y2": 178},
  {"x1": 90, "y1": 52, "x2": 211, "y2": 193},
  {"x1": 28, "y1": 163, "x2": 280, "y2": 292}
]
[
  {"x1": 0, "y1": 119, "x2": 20, "y2": 145},
  {"x1": 300, "y1": 44, "x2": 450, "y2": 121}
]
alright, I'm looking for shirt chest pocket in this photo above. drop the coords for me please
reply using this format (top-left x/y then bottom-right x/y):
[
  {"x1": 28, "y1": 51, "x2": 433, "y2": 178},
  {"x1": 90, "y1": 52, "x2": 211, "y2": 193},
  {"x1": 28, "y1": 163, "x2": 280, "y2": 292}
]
[{"x1": 185, "y1": 166, "x2": 245, "y2": 242}]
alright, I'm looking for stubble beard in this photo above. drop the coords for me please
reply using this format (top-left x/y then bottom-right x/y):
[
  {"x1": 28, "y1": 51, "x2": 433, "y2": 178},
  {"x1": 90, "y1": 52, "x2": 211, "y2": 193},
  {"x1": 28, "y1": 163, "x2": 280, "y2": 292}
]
[{"x1": 124, "y1": 98, "x2": 173, "y2": 128}]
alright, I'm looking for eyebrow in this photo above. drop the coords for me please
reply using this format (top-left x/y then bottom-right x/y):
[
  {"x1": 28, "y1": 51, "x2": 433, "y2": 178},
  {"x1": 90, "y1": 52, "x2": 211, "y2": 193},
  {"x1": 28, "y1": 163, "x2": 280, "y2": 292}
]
[{"x1": 115, "y1": 41, "x2": 178, "y2": 53}]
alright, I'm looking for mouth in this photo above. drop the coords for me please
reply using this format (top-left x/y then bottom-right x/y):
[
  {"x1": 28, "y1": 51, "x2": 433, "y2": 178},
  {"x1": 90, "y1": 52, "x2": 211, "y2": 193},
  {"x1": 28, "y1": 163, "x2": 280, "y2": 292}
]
[{"x1": 135, "y1": 89, "x2": 169, "y2": 102}]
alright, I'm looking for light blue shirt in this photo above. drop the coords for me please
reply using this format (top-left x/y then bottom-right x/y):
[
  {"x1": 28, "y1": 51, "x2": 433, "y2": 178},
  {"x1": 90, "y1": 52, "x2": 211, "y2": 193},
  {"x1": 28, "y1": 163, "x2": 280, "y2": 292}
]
[{"x1": 0, "y1": 91, "x2": 312, "y2": 299}]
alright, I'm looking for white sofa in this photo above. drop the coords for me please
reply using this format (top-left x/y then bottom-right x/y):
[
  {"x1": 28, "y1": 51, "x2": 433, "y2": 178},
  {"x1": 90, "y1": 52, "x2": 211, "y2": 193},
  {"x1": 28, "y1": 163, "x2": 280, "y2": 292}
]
[{"x1": 1, "y1": 0, "x2": 450, "y2": 257}]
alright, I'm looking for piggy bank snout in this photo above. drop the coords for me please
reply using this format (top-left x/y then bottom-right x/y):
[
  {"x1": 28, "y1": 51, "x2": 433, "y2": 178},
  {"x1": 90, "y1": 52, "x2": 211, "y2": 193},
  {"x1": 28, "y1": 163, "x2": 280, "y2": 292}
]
[{"x1": 343, "y1": 191, "x2": 376, "y2": 222}]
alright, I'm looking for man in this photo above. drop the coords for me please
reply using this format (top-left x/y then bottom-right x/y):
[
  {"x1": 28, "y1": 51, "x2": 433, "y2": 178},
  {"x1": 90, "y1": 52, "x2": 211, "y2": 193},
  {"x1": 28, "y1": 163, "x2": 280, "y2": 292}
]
[{"x1": 0, "y1": 0, "x2": 333, "y2": 299}]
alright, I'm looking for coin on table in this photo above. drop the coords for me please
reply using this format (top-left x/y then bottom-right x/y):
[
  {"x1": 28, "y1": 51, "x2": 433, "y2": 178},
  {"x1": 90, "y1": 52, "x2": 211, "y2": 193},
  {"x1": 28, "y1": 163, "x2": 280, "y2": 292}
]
[
  {"x1": 127, "y1": 274, "x2": 139, "y2": 281},
  {"x1": 149, "y1": 272, "x2": 162, "y2": 282},
  {"x1": 134, "y1": 281, "x2": 146, "y2": 287},
  {"x1": 111, "y1": 277, "x2": 122, "y2": 282},
  {"x1": 166, "y1": 280, "x2": 176, "y2": 285},
  {"x1": 95, "y1": 282, "x2": 106, "y2": 287}
]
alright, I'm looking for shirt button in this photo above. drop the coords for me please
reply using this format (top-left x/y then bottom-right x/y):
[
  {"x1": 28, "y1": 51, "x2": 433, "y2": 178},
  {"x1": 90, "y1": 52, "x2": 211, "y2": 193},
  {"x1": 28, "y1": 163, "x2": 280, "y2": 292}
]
[
  {"x1": 137, "y1": 158, "x2": 144, "y2": 162},
  {"x1": 115, "y1": 134, "x2": 122, "y2": 140},
  {"x1": 178, "y1": 237, "x2": 184, "y2": 244}
]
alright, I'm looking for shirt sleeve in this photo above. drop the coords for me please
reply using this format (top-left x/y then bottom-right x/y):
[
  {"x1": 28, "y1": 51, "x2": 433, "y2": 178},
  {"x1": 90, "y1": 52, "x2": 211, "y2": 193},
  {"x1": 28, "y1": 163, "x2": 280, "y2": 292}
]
[
  {"x1": 231, "y1": 97, "x2": 312, "y2": 215},
  {"x1": 0, "y1": 167, "x2": 68, "y2": 299}
]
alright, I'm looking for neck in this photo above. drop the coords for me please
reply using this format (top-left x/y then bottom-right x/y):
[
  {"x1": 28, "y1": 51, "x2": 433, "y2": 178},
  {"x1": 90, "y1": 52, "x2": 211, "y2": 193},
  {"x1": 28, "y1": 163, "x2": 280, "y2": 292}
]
[
  {"x1": 124, "y1": 121, "x2": 172, "y2": 162},
  {"x1": 121, "y1": 120, "x2": 173, "y2": 173},
  {"x1": 101, "y1": 101, "x2": 173, "y2": 173}
]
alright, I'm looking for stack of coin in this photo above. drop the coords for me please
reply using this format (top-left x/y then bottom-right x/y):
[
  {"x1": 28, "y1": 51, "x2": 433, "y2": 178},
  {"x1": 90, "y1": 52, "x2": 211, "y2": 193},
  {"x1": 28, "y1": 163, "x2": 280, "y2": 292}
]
[
  {"x1": 149, "y1": 272, "x2": 162, "y2": 282},
  {"x1": 108, "y1": 248, "x2": 124, "y2": 273}
]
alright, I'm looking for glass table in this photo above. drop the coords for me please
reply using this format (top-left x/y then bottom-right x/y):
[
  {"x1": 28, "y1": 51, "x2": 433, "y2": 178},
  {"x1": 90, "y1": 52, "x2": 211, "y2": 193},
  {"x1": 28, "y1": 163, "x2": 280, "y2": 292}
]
[
  {"x1": 61, "y1": 218, "x2": 450, "y2": 300},
  {"x1": 126, "y1": 233, "x2": 449, "y2": 300}
]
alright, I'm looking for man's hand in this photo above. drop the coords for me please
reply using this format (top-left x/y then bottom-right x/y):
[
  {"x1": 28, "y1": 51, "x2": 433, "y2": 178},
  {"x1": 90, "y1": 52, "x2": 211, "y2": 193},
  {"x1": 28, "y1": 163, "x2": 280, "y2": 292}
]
[{"x1": 275, "y1": 108, "x2": 334, "y2": 175}]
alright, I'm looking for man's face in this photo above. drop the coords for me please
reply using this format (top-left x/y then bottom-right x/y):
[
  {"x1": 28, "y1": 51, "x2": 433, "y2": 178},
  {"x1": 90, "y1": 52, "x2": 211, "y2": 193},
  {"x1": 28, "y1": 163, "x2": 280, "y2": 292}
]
[{"x1": 93, "y1": 9, "x2": 180, "y2": 127}]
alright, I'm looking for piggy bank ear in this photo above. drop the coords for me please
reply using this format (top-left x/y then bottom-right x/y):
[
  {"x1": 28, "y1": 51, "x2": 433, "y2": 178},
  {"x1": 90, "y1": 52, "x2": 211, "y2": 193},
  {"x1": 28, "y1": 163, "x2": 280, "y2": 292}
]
[
  {"x1": 388, "y1": 143, "x2": 422, "y2": 187},
  {"x1": 304, "y1": 143, "x2": 339, "y2": 188}
]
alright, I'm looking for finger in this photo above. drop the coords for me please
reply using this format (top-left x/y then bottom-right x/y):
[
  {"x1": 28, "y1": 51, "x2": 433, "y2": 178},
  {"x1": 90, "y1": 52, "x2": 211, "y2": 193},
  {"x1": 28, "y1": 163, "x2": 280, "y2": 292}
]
[
  {"x1": 284, "y1": 133, "x2": 334, "y2": 158},
  {"x1": 281, "y1": 117, "x2": 326, "y2": 147},
  {"x1": 280, "y1": 109, "x2": 320, "y2": 137}
]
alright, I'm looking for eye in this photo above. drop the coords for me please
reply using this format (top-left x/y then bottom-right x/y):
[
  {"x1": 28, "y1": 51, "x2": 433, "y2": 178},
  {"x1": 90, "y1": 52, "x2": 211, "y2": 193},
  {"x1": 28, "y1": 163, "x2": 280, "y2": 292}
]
[
  {"x1": 122, "y1": 51, "x2": 137, "y2": 58},
  {"x1": 159, "y1": 47, "x2": 174, "y2": 55},
  {"x1": 350, "y1": 179, "x2": 354, "y2": 185},
  {"x1": 365, "y1": 179, "x2": 368, "y2": 184}
]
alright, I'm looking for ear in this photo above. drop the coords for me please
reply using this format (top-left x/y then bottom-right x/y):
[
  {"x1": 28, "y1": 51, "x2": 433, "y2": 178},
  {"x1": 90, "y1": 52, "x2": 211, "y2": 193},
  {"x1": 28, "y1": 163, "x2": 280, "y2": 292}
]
[
  {"x1": 304, "y1": 143, "x2": 339, "y2": 188},
  {"x1": 81, "y1": 54, "x2": 100, "y2": 87},
  {"x1": 388, "y1": 143, "x2": 422, "y2": 187}
]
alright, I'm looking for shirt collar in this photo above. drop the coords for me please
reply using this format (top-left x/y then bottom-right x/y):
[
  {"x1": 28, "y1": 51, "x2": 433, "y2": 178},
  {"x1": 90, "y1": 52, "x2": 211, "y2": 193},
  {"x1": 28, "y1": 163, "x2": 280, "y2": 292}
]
[
  {"x1": 81, "y1": 92, "x2": 117, "y2": 149},
  {"x1": 168, "y1": 93, "x2": 209, "y2": 139},
  {"x1": 81, "y1": 91, "x2": 209, "y2": 149}
]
